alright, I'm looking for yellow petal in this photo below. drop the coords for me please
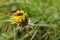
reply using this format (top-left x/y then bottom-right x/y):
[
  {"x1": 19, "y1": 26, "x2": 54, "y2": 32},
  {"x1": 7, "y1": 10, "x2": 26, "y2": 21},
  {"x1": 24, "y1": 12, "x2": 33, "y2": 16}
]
[
  {"x1": 11, "y1": 22, "x2": 16, "y2": 24},
  {"x1": 20, "y1": 10, "x2": 24, "y2": 13},
  {"x1": 16, "y1": 10, "x2": 20, "y2": 13},
  {"x1": 19, "y1": 19, "x2": 22, "y2": 22}
]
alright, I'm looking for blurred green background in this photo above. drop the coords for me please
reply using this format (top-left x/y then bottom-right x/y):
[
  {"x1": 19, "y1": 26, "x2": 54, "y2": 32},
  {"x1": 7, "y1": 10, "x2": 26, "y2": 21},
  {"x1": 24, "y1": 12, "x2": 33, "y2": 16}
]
[{"x1": 0, "y1": 0, "x2": 60, "y2": 40}]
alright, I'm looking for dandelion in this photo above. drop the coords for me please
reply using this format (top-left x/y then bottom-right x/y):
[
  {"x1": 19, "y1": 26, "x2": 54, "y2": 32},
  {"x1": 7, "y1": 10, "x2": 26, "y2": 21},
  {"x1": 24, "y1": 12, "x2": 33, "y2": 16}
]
[{"x1": 10, "y1": 10, "x2": 28, "y2": 24}]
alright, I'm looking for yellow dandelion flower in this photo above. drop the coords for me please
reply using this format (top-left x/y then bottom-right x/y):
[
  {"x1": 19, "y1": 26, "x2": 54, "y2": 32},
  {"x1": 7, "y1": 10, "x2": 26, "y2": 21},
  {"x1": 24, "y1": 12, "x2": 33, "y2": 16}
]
[{"x1": 10, "y1": 10, "x2": 28, "y2": 24}]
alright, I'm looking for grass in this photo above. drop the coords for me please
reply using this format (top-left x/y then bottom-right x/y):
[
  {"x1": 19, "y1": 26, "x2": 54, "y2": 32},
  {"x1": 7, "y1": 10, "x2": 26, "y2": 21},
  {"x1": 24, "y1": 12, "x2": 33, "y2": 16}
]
[{"x1": 0, "y1": 0, "x2": 60, "y2": 40}]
